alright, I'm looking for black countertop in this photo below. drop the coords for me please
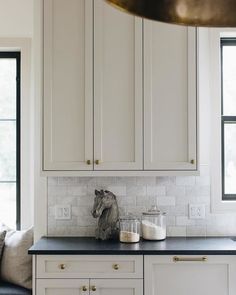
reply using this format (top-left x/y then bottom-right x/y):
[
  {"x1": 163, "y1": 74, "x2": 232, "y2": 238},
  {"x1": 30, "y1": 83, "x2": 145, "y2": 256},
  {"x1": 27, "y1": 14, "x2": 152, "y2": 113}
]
[{"x1": 28, "y1": 237, "x2": 236, "y2": 255}]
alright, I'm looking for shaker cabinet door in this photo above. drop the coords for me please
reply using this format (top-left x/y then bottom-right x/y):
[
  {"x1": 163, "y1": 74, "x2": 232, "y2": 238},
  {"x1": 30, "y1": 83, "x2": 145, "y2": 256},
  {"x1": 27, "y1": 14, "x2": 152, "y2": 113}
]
[
  {"x1": 94, "y1": 0, "x2": 143, "y2": 170},
  {"x1": 43, "y1": 0, "x2": 93, "y2": 170},
  {"x1": 144, "y1": 21, "x2": 198, "y2": 171},
  {"x1": 90, "y1": 279, "x2": 143, "y2": 295},
  {"x1": 37, "y1": 279, "x2": 89, "y2": 295}
]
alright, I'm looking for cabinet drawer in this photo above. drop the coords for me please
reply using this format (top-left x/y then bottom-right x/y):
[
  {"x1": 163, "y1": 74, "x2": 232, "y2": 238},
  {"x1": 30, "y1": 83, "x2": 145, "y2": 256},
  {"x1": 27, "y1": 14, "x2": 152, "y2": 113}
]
[
  {"x1": 37, "y1": 255, "x2": 143, "y2": 279},
  {"x1": 144, "y1": 255, "x2": 236, "y2": 295}
]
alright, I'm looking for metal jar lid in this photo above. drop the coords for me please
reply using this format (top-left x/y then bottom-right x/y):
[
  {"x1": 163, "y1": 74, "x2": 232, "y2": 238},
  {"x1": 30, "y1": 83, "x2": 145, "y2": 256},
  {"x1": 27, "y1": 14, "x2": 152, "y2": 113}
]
[
  {"x1": 119, "y1": 214, "x2": 140, "y2": 222},
  {"x1": 142, "y1": 205, "x2": 166, "y2": 216}
]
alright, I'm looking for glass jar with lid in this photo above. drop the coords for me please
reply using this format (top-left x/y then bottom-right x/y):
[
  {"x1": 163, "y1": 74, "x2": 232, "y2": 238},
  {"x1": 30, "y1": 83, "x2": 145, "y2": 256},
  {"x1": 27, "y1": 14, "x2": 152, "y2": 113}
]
[
  {"x1": 141, "y1": 206, "x2": 166, "y2": 241},
  {"x1": 119, "y1": 215, "x2": 140, "y2": 243}
]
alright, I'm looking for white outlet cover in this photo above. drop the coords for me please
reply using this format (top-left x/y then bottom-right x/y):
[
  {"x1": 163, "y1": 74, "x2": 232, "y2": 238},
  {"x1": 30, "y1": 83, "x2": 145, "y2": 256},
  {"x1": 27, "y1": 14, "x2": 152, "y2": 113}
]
[
  {"x1": 55, "y1": 205, "x2": 71, "y2": 220},
  {"x1": 189, "y1": 204, "x2": 206, "y2": 219}
]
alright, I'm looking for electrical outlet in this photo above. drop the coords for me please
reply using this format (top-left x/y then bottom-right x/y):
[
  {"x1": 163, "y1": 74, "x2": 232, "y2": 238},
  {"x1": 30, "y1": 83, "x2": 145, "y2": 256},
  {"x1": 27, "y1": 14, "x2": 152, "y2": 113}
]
[
  {"x1": 55, "y1": 205, "x2": 71, "y2": 220},
  {"x1": 189, "y1": 204, "x2": 206, "y2": 219}
]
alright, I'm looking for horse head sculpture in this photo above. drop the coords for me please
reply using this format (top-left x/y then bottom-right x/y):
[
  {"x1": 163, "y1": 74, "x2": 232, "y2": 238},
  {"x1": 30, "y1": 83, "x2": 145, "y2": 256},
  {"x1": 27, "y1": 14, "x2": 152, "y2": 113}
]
[{"x1": 92, "y1": 189, "x2": 119, "y2": 240}]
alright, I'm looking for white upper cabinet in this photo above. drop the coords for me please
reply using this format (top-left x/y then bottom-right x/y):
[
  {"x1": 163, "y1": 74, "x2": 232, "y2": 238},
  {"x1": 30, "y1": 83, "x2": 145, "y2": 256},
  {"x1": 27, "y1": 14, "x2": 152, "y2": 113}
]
[
  {"x1": 42, "y1": 0, "x2": 198, "y2": 174},
  {"x1": 144, "y1": 21, "x2": 198, "y2": 171},
  {"x1": 43, "y1": 0, "x2": 93, "y2": 170},
  {"x1": 94, "y1": 0, "x2": 143, "y2": 170}
]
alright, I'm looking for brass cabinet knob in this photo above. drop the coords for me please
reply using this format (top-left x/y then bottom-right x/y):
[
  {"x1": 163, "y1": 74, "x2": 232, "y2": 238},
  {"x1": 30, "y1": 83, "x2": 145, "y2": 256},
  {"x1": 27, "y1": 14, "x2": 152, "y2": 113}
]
[
  {"x1": 190, "y1": 159, "x2": 195, "y2": 164},
  {"x1": 91, "y1": 286, "x2": 97, "y2": 292},
  {"x1": 95, "y1": 160, "x2": 100, "y2": 165},
  {"x1": 59, "y1": 264, "x2": 66, "y2": 270},
  {"x1": 113, "y1": 263, "x2": 119, "y2": 270},
  {"x1": 86, "y1": 160, "x2": 91, "y2": 165},
  {"x1": 82, "y1": 286, "x2": 88, "y2": 292}
]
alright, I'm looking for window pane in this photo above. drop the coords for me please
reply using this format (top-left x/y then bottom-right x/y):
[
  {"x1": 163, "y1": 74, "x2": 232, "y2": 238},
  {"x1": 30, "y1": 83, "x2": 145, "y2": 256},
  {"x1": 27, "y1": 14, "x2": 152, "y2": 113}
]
[
  {"x1": 222, "y1": 46, "x2": 236, "y2": 116},
  {"x1": 0, "y1": 59, "x2": 16, "y2": 119},
  {"x1": 0, "y1": 121, "x2": 16, "y2": 181},
  {"x1": 0, "y1": 183, "x2": 16, "y2": 229},
  {"x1": 224, "y1": 123, "x2": 236, "y2": 194}
]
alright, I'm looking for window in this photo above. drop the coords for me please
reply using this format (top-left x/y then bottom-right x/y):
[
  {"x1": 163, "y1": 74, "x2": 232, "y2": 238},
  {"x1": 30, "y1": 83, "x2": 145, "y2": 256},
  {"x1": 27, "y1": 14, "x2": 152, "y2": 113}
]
[
  {"x1": 221, "y1": 39, "x2": 236, "y2": 201},
  {"x1": 209, "y1": 30, "x2": 236, "y2": 212},
  {"x1": 0, "y1": 52, "x2": 20, "y2": 229}
]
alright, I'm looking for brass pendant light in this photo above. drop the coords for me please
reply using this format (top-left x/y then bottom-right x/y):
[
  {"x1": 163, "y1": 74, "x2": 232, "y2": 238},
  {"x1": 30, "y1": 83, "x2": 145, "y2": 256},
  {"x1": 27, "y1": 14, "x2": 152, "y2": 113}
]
[{"x1": 105, "y1": 0, "x2": 236, "y2": 27}]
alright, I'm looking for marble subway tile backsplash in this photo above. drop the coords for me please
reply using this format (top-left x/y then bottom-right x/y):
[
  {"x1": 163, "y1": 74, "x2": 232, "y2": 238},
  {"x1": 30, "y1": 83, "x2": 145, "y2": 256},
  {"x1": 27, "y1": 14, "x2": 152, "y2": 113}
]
[{"x1": 47, "y1": 165, "x2": 236, "y2": 237}]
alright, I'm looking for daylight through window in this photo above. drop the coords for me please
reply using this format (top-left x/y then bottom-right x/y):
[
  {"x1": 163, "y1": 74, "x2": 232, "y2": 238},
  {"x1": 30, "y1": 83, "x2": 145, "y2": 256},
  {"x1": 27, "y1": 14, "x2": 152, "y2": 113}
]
[
  {"x1": 0, "y1": 52, "x2": 20, "y2": 229},
  {"x1": 221, "y1": 39, "x2": 236, "y2": 200}
]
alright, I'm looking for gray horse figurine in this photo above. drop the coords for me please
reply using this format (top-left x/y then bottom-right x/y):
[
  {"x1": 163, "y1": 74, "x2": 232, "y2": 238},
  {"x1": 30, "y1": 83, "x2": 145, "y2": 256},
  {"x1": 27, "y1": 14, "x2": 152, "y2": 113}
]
[{"x1": 91, "y1": 189, "x2": 119, "y2": 240}]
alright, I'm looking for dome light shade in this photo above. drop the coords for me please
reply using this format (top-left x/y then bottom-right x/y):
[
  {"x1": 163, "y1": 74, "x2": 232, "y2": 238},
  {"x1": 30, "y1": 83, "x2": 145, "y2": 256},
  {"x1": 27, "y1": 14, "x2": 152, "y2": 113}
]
[{"x1": 105, "y1": 0, "x2": 236, "y2": 27}]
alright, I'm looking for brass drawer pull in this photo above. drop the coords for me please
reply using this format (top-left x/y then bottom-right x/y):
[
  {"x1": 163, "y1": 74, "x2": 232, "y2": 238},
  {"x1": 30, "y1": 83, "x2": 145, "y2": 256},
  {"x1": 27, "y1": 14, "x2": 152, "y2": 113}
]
[
  {"x1": 86, "y1": 160, "x2": 91, "y2": 165},
  {"x1": 82, "y1": 286, "x2": 88, "y2": 292},
  {"x1": 190, "y1": 159, "x2": 195, "y2": 164},
  {"x1": 113, "y1": 263, "x2": 119, "y2": 270},
  {"x1": 59, "y1": 263, "x2": 66, "y2": 270},
  {"x1": 173, "y1": 256, "x2": 207, "y2": 262},
  {"x1": 91, "y1": 286, "x2": 97, "y2": 291},
  {"x1": 95, "y1": 160, "x2": 100, "y2": 165}
]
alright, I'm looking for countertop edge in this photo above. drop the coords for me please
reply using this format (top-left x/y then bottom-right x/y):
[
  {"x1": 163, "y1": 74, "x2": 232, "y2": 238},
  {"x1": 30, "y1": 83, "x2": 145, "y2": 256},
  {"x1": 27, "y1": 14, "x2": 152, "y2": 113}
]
[
  {"x1": 28, "y1": 237, "x2": 236, "y2": 255},
  {"x1": 28, "y1": 250, "x2": 236, "y2": 255}
]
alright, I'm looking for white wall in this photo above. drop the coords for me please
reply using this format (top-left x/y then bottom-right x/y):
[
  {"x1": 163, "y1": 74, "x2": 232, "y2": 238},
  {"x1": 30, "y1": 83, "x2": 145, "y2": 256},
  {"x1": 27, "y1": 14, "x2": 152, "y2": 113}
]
[{"x1": 0, "y1": 0, "x2": 33, "y2": 37}]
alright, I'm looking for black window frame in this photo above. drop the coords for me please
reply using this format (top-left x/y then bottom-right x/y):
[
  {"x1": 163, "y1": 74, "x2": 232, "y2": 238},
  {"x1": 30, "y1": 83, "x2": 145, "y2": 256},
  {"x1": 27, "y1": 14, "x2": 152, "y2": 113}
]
[
  {"x1": 0, "y1": 52, "x2": 21, "y2": 229},
  {"x1": 220, "y1": 38, "x2": 236, "y2": 201}
]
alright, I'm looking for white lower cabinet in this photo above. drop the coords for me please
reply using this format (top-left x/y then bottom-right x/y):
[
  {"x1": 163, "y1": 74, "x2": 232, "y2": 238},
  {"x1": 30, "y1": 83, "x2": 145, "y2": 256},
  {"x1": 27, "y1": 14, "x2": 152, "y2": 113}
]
[
  {"x1": 145, "y1": 255, "x2": 236, "y2": 295},
  {"x1": 35, "y1": 254, "x2": 236, "y2": 295},
  {"x1": 37, "y1": 279, "x2": 142, "y2": 295},
  {"x1": 35, "y1": 255, "x2": 143, "y2": 295},
  {"x1": 36, "y1": 255, "x2": 143, "y2": 279}
]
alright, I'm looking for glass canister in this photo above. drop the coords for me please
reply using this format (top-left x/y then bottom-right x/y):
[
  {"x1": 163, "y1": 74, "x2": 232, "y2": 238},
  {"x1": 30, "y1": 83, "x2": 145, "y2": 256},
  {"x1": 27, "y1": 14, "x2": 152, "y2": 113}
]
[
  {"x1": 119, "y1": 215, "x2": 140, "y2": 243},
  {"x1": 141, "y1": 206, "x2": 166, "y2": 241}
]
